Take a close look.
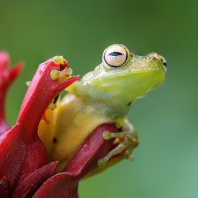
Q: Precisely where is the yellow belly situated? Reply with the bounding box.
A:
[38,94,110,171]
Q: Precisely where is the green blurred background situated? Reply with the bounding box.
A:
[0,0,197,197]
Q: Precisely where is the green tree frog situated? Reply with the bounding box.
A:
[38,44,167,171]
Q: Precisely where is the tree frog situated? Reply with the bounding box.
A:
[38,44,167,171]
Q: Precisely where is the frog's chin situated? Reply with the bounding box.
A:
[135,89,153,100]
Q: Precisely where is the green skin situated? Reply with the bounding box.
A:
[38,44,166,171]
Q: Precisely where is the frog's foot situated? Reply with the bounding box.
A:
[98,130,139,168]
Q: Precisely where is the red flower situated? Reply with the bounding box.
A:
[0,52,23,135]
[0,52,133,198]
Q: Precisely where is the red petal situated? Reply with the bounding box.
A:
[8,63,24,85]
[13,162,58,198]
[63,123,119,177]
[0,176,10,197]
[0,52,23,135]
[0,57,79,192]
[33,123,118,197]
[0,125,48,191]
[33,173,78,198]
[0,51,9,71]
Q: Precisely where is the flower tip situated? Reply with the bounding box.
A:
[67,75,80,84]
[56,75,80,91]
[72,75,80,80]
[0,51,10,70]
[9,62,24,82]
[53,56,67,66]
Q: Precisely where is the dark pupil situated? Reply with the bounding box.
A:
[108,52,123,56]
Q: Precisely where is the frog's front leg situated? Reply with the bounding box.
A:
[98,120,139,168]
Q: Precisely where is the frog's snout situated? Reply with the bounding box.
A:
[147,52,167,71]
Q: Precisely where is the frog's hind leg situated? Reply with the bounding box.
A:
[98,120,139,168]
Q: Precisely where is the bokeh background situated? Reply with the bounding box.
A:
[0,0,197,197]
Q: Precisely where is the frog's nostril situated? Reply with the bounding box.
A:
[158,55,167,68]
[146,52,167,71]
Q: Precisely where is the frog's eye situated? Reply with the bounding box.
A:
[103,44,130,68]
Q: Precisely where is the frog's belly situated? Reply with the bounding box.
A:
[51,109,108,164]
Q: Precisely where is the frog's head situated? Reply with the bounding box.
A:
[82,44,166,104]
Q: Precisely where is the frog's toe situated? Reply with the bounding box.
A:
[124,148,135,162]
[98,130,139,168]
[98,142,127,168]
